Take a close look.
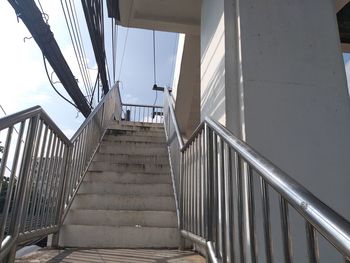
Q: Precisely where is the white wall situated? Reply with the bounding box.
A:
[200,0,225,125]
[224,0,350,261]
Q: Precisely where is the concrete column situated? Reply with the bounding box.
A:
[224,0,350,262]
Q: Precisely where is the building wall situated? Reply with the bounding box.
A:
[224,0,350,261]
[200,0,225,125]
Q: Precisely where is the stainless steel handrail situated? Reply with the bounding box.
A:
[163,88,350,262]
[0,83,122,262]
[0,106,71,145]
[204,118,350,260]
[121,103,164,123]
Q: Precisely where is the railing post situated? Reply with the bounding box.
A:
[5,115,39,262]
[179,151,186,250]
[51,145,72,247]
[241,164,257,263]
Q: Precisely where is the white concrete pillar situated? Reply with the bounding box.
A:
[223,0,350,262]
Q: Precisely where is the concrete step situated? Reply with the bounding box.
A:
[93,153,169,165]
[99,144,168,155]
[105,129,165,138]
[103,134,166,143]
[109,121,164,130]
[65,209,178,228]
[59,225,180,248]
[101,140,167,149]
[79,182,174,196]
[89,162,170,173]
[85,172,172,184]
[71,194,176,211]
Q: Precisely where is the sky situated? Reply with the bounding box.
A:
[0,0,178,138]
[0,0,350,140]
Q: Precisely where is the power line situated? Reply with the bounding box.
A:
[42,54,80,110]
[118,27,129,81]
[60,0,93,98]
[118,0,134,81]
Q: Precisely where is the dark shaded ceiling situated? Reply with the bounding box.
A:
[338,2,350,44]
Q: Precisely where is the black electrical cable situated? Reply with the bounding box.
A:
[152,30,158,105]
[43,54,80,110]
[90,71,100,106]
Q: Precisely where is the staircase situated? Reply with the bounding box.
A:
[59,121,180,248]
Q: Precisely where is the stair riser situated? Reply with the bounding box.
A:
[99,145,168,155]
[65,210,178,228]
[59,225,180,248]
[108,124,164,132]
[101,140,167,148]
[106,129,165,137]
[90,162,170,173]
[103,134,166,143]
[85,172,171,184]
[79,182,174,196]
[72,195,176,211]
[93,154,169,165]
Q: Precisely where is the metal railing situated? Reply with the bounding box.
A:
[121,103,163,123]
[163,88,350,262]
[0,84,121,262]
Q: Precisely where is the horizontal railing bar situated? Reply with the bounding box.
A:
[202,117,350,259]
[0,106,71,145]
[165,89,184,149]
[122,103,163,108]
[71,84,120,141]
[17,226,59,243]
[180,230,207,247]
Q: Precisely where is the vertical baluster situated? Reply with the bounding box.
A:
[305,221,319,263]
[43,137,61,227]
[186,149,190,231]
[35,129,54,230]
[241,162,257,263]
[200,131,205,237]
[224,143,233,263]
[25,120,44,231]
[204,123,210,240]
[40,135,58,228]
[0,126,13,187]
[6,116,39,262]
[234,153,244,262]
[190,143,194,233]
[47,141,64,226]
[133,106,136,122]
[29,123,49,231]
[20,117,42,232]
[261,177,273,263]
[212,133,218,255]
[207,125,214,242]
[0,123,24,242]
[217,137,225,260]
[193,139,198,235]
[197,134,201,236]
[0,126,13,232]
[142,106,145,123]
[280,197,293,263]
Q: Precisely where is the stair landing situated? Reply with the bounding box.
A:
[15,248,205,263]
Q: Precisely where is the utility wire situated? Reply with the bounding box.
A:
[60,0,93,98]
[153,30,157,84]
[43,54,80,110]
[153,30,158,105]
[118,27,129,81]
[118,0,134,80]
[71,0,94,93]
